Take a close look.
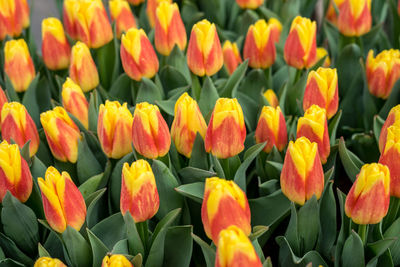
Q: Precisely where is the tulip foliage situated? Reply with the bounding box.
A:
[2,0,400,266]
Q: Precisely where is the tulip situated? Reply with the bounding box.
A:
[205,98,246,159]
[0,0,26,39]
[38,167,86,233]
[255,106,287,153]
[235,0,264,9]
[98,101,133,159]
[171,93,207,158]
[268,18,283,43]
[69,41,99,92]
[0,87,8,130]
[281,137,324,205]
[1,102,39,157]
[61,78,89,129]
[326,0,345,26]
[4,39,35,92]
[201,177,251,243]
[42,17,71,70]
[366,49,400,99]
[63,0,79,39]
[303,67,339,119]
[284,16,317,69]
[316,47,331,67]
[120,160,159,222]
[222,41,242,75]
[132,102,171,159]
[146,0,171,28]
[102,255,133,267]
[380,105,400,153]
[215,226,262,267]
[338,0,371,37]
[19,0,29,28]
[154,1,187,56]
[109,0,137,38]
[187,19,223,77]
[263,89,279,108]
[120,28,159,81]
[40,106,81,163]
[34,257,67,267]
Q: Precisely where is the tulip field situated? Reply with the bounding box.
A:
[1,0,400,266]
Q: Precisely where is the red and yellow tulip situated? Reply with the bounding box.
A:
[61,78,89,130]
[316,47,331,67]
[338,0,371,37]
[235,0,264,10]
[326,0,345,26]
[263,89,279,108]
[0,0,29,40]
[34,257,67,267]
[379,105,400,153]
[0,87,8,130]
[63,0,80,39]
[146,0,171,28]
[102,255,133,267]
[109,0,137,38]
[222,41,242,75]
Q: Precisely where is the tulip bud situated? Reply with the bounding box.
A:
[303,67,339,119]
[284,16,317,69]
[132,102,171,159]
[69,41,99,92]
[268,18,283,43]
[235,0,264,9]
[154,1,187,56]
[205,98,246,159]
[63,0,79,39]
[19,0,29,28]
[98,101,133,159]
[222,41,242,75]
[281,137,324,205]
[263,89,279,108]
[255,106,287,153]
[366,49,400,99]
[0,0,26,39]
[4,39,35,92]
[338,0,371,37]
[215,226,262,267]
[61,78,89,129]
[171,93,207,158]
[316,47,331,67]
[38,167,86,233]
[146,0,171,28]
[0,88,8,130]
[34,257,67,267]
[379,105,400,153]
[42,17,71,71]
[1,102,40,157]
[109,0,137,38]
[326,0,345,26]
[187,19,223,77]
[120,28,159,81]
[40,107,81,163]
[102,255,133,267]
[120,160,159,222]
[201,177,251,243]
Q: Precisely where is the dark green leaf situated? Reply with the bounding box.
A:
[62,227,92,267]
[192,234,215,267]
[78,173,103,199]
[77,136,103,184]
[198,76,219,118]
[188,133,209,170]
[220,60,248,97]
[338,137,363,182]
[341,231,365,267]
[328,110,342,145]
[163,226,193,267]
[123,213,145,257]
[175,182,204,204]
[91,213,126,250]
[87,229,109,267]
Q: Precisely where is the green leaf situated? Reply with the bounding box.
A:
[192,234,215,267]
[285,204,300,255]
[91,213,126,250]
[21,74,41,127]
[188,133,209,170]
[0,233,33,266]
[123,212,145,257]
[178,167,215,184]
[38,243,50,258]
[366,238,396,265]
[87,229,109,267]
[78,173,103,199]
[77,136,103,184]
[166,46,191,83]
[86,188,107,228]
[198,76,219,118]
[337,44,362,98]
[4,74,19,102]
[249,225,269,241]
[328,110,343,145]
[338,137,363,182]
[373,115,385,146]
[62,227,92,267]
[341,231,365,267]
[160,66,188,93]
[0,258,25,267]
[155,99,176,116]
[163,226,193,267]
[175,182,205,204]
[136,78,164,104]
[96,39,117,89]
[379,79,400,119]
[262,257,273,267]
[109,74,132,104]
[220,60,248,97]
[88,90,101,132]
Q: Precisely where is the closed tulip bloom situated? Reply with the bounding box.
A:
[42,17,71,70]
[235,0,264,9]
[34,257,66,267]
[146,0,171,27]
[1,102,39,157]
[222,41,242,75]
[0,0,26,39]
[171,93,207,158]
[154,1,187,56]
[0,88,8,129]
[284,16,317,69]
[38,167,86,233]
[268,18,283,43]
[63,0,79,39]
[120,160,159,222]
[187,19,223,77]
[281,137,324,205]
[345,163,390,225]
[326,0,345,26]
[98,101,133,159]
[102,255,133,267]
[379,105,400,152]
[316,47,331,67]
[61,78,89,129]
[19,0,29,28]
[132,102,171,159]
[201,177,251,243]
[263,89,279,108]
[120,28,159,81]
[4,39,35,92]
[40,107,81,163]
[205,98,246,159]
[255,106,287,153]
[366,49,400,99]
[215,226,262,267]
[69,41,99,92]
[109,0,137,38]
[338,0,371,37]
[303,67,339,119]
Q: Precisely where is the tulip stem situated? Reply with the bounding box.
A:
[358,224,367,245]
[219,158,230,179]
[136,221,148,252]
[293,69,302,85]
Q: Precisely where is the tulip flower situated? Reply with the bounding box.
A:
[187,19,223,77]
[4,39,35,92]
[120,160,159,222]
[132,102,171,159]
[34,257,67,267]
[146,0,171,28]
[42,17,71,70]
[38,167,86,233]
[326,0,345,26]
[171,93,207,158]
[380,105,400,152]
[154,1,187,56]
[205,98,246,159]
[109,0,137,38]
[255,106,287,153]
[263,89,279,108]
[281,137,324,205]
[40,107,81,163]
[345,163,390,225]
[284,16,317,69]
[0,87,8,130]
[268,18,283,43]
[69,41,99,92]
[235,0,264,9]
[120,28,159,81]
[61,78,89,129]
[63,0,79,39]
[0,0,28,39]
[303,67,339,119]
[316,47,331,67]
[1,102,40,157]
[201,177,251,243]
[102,255,133,267]
[19,0,29,28]
[222,41,242,75]
[98,101,133,159]
[366,49,400,99]
[338,0,371,37]
[215,226,262,267]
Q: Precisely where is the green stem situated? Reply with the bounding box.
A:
[136,221,148,252]
[219,157,230,179]
[293,68,302,85]
[190,73,202,101]
[264,67,273,89]
[358,224,367,245]
[384,197,400,230]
